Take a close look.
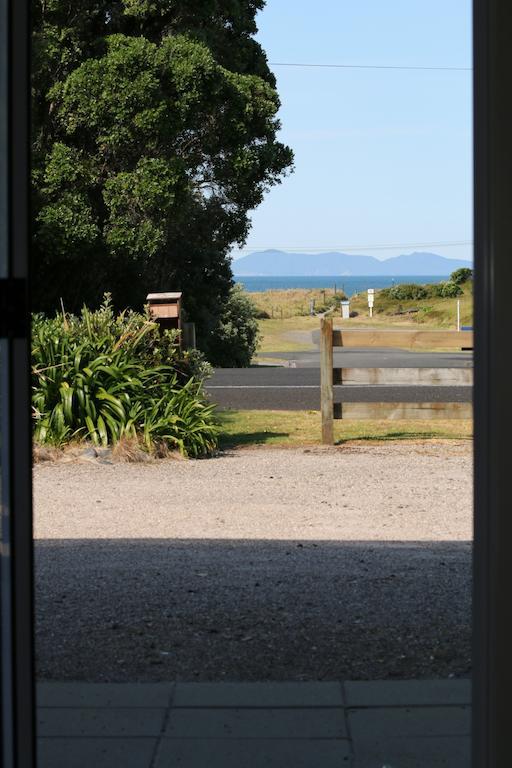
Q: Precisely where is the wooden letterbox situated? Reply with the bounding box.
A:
[146,292,182,333]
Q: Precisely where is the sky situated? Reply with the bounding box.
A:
[231,0,473,264]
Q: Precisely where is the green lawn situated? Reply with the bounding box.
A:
[217,409,473,449]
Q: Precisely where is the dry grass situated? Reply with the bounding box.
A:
[32,437,186,464]
[250,286,345,319]
[33,443,65,463]
[110,437,152,462]
[252,282,474,355]
[249,282,473,328]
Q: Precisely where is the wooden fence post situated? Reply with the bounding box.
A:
[320,317,334,444]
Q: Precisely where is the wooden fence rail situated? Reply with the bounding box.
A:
[320,318,473,444]
[332,328,473,350]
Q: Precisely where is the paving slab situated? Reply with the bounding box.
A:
[351,735,470,768]
[154,738,351,768]
[348,706,470,740]
[173,681,344,707]
[344,679,471,707]
[165,707,347,739]
[37,681,173,708]
[38,707,166,737]
[35,681,473,768]
[37,737,157,768]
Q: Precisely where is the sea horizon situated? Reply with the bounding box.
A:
[236,275,448,296]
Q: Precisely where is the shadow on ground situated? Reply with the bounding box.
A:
[35,539,471,683]
[218,430,291,448]
[335,431,456,444]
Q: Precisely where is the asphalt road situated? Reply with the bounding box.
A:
[262,348,474,368]
[206,351,473,410]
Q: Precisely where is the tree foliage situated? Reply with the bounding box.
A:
[450,267,473,285]
[32,1,293,358]
[206,284,260,367]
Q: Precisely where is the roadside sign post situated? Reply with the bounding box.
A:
[367,288,375,318]
[341,300,350,320]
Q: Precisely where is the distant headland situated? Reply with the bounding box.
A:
[232,250,473,277]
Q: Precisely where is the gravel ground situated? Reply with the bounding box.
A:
[34,442,472,682]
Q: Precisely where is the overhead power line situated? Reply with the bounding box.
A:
[269,62,472,72]
[234,240,473,254]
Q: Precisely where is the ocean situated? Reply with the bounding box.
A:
[236,275,447,296]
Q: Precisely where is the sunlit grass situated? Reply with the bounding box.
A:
[256,317,319,354]
[217,409,473,449]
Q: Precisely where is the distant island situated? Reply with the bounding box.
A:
[232,250,473,277]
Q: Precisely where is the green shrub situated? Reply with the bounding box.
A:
[206,284,261,367]
[450,267,473,285]
[425,283,443,298]
[388,283,428,301]
[416,281,462,299]
[254,308,271,319]
[437,281,463,298]
[323,292,347,311]
[32,295,218,456]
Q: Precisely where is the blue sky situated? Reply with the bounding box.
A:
[231,0,473,264]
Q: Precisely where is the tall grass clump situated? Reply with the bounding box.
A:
[32,295,218,457]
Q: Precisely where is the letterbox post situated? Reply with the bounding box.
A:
[146,292,183,345]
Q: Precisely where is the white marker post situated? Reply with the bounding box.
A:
[367,288,375,318]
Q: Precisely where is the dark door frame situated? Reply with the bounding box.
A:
[1,0,511,765]
[472,1,512,765]
[1,0,35,767]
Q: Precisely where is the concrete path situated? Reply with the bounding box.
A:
[37,680,470,767]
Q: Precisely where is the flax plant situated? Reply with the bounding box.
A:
[32,295,217,457]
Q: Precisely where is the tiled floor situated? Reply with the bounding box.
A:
[37,680,471,767]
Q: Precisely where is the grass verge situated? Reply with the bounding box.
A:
[217,409,473,449]
[256,316,318,355]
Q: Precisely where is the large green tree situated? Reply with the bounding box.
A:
[31,1,293,353]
